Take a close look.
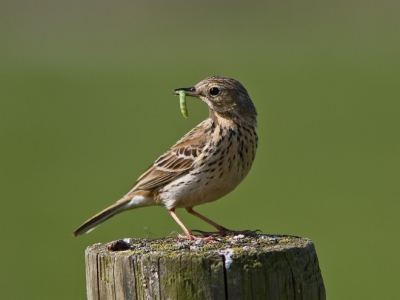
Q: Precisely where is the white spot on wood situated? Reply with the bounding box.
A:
[219,249,234,269]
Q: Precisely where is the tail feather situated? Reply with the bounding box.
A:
[72,195,132,236]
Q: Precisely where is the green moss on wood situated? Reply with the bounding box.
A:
[85,235,326,300]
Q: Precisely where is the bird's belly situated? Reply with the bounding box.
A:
[157,124,257,210]
[157,163,250,210]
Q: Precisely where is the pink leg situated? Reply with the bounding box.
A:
[168,209,195,239]
[186,207,229,232]
[186,207,259,237]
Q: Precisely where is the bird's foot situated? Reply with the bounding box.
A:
[191,229,262,238]
[172,231,216,242]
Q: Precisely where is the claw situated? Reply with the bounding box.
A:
[171,231,216,241]
[191,229,261,238]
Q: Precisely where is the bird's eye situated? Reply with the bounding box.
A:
[209,87,220,96]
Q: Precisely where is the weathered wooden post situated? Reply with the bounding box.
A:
[85,235,325,300]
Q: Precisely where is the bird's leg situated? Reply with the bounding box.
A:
[168,209,197,240]
[186,207,260,237]
[186,207,229,233]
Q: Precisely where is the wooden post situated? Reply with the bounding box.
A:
[85,235,325,300]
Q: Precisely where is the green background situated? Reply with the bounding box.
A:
[1,1,399,299]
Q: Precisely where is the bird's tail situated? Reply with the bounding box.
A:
[72,194,141,236]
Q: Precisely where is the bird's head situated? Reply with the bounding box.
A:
[174,76,257,127]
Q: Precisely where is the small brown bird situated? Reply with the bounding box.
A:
[73,76,258,239]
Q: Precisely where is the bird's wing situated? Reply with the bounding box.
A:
[126,120,211,194]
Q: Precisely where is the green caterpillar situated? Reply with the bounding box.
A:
[178,90,189,118]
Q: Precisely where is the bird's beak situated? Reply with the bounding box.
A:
[173,86,198,97]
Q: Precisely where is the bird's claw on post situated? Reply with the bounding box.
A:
[191,229,262,238]
[171,231,216,242]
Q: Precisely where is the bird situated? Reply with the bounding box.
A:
[72,76,258,240]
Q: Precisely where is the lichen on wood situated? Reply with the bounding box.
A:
[85,235,326,300]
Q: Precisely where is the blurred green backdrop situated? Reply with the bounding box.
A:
[1,1,399,299]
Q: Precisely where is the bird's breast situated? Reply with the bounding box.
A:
[158,123,258,209]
